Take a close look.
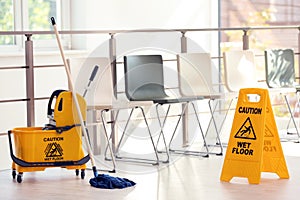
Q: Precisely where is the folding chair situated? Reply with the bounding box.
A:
[67,57,117,172]
[223,50,258,93]
[222,50,259,144]
[264,48,300,142]
[123,55,210,159]
[177,53,224,155]
[68,57,154,168]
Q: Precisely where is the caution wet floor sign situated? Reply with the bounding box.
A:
[220,88,289,184]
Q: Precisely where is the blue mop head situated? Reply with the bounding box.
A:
[89,174,136,189]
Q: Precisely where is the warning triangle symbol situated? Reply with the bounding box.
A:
[264,126,274,137]
[234,117,256,140]
[45,143,63,157]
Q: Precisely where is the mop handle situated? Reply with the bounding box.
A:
[51,17,75,92]
[83,65,99,98]
[51,17,98,176]
[89,65,99,82]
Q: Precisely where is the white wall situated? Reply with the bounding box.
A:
[70,0,219,52]
[72,0,215,29]
[0,0,219,170]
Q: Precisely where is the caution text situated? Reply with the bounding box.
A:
[43,137,64,142]
[238,107,262,115]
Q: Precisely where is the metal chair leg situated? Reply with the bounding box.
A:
[155,104,171,163]
[100,109,117,172]
[166,103,188,151]
[286,92,300,133]
[103,110,120,160]
[159,102,210,157]
[190,102,209,157]
[113,107,160,165]
[283,93,300,142]
[114,108,135,156]
[211,97,235,147]
[155,103,189,156]
[206,99,224,155]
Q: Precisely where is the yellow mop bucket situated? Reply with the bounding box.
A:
[8,90,90,183]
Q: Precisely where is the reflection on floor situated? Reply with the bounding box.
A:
[0,141,300,200]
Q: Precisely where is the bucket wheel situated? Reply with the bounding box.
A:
[75,169,85,179]
[12,169,16,179]
[81,169,85,179]
[17,173,23,183]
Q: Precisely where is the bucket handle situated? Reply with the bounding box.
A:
[7,130,90,168]
[47,89,66,118]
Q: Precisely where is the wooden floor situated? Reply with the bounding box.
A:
[1,141,300,200]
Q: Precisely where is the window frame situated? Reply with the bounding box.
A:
[0,0,70,52]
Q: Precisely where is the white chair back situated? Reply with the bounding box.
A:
[67,57,114,106]
[177,53,213,96]
[223,50,257,92]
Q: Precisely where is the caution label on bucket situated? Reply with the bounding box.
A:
[220,88,289,184]
[44,142,64,161]
[43,137,64,142]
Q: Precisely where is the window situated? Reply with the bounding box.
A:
[0,0,14,45]
[0,0,69,50]
[29,0,58,40]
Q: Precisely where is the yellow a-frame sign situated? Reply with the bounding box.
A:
[220,88,289,184]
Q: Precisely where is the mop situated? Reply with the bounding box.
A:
[51,17,135,189]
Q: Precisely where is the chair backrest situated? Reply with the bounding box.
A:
[223,50,257,92]
[67,57,114,106]
[264,48,295,88]
[177,53,213,96]
[123,55,168,101]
